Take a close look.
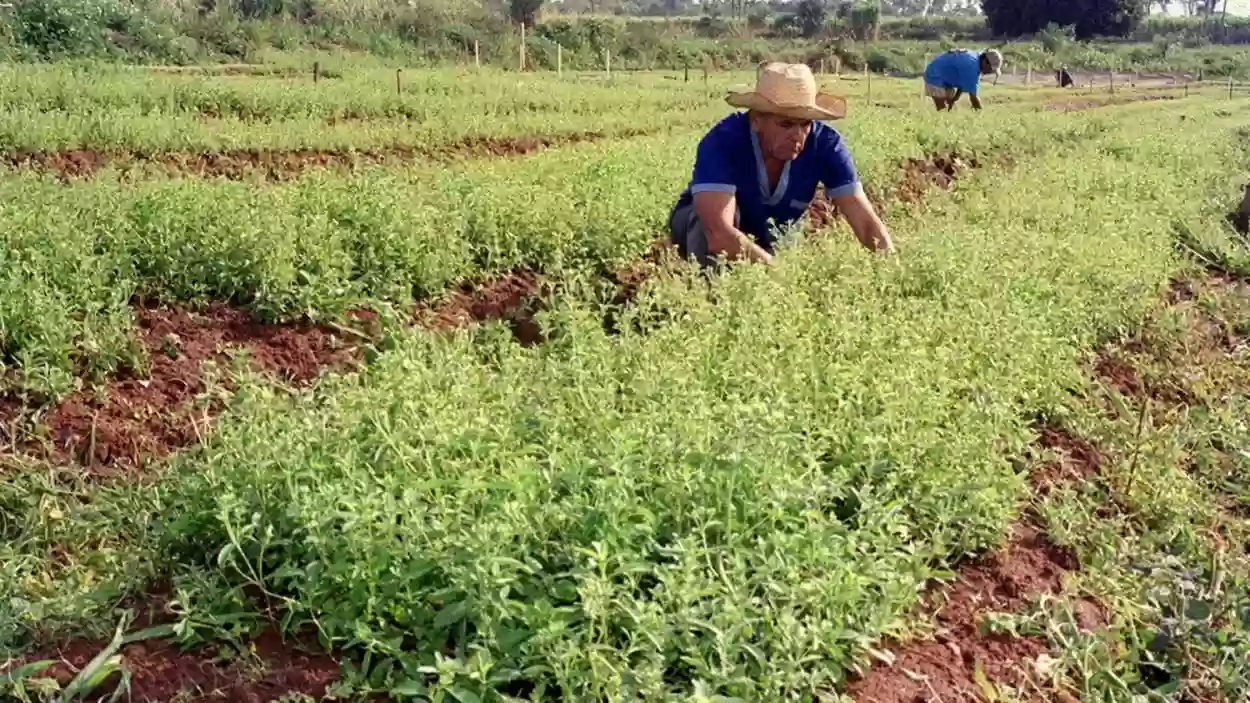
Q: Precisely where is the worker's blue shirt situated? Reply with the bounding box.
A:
[673,111,861,251]
[924,49,983,95]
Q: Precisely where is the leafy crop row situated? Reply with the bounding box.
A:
[0,101,1106,398]
[120,101,1249,700]
[0,66,1157,153]
[0,66,729,121]
[0,66,740,152]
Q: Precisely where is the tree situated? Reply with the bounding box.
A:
[980,0,1147,39]
[510,0,543,26]
[795,0,826,37]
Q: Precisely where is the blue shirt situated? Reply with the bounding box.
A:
[674,111,861,251]
[924,49,983,94]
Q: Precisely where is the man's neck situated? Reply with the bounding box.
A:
[762,155,786,189]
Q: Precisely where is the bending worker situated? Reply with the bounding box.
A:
[923,48,1003,111]
[669,62,895,267]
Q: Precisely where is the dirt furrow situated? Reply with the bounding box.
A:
[0,304,368,476]
[843,422,1106,703]
[1,129,653,182]
[414,270,548,346]
[9,590,344,703]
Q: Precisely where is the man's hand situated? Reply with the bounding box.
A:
[830,189,895,255]
[693,191,774,264]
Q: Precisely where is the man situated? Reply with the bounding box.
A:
[669,62,895,268]
[923,48,1003,111]
[1057,64,1074,89]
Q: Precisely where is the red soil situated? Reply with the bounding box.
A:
[894,152,982,205]
[602,238,674,335]
[415,271,547,346]
[842,417,1112,703]
[17,590,342,703]
[809,151,983,230]
[843,525,1085,703]
[2,129,649,182]
[0,303,364,475]
[1031,422,1107,494]
[28,631,341,703]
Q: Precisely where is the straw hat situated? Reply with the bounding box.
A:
[726,62,847,121]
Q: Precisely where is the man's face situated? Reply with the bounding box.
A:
[751,112,812,162]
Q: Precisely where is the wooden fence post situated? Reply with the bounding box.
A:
[313,61,319,84]
[396,68,401,95]
[519,24,526,71]
[606,48,611,79]
[1109,69,1115,94]
[474,40,480,68]
[1231,74,1236,99]
[557,43,562,77]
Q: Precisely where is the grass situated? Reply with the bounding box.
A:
[0,63,1230,153]
[1,65,1247,701]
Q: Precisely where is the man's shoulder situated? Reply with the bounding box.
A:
[932,49,977,66]
[700,111,749,145]
[810,120,846,150]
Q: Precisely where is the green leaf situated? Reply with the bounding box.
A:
[449,686,482,703]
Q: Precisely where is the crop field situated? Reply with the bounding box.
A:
[0,61,1249,703]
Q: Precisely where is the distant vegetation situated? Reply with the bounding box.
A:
[1,0,1250,76]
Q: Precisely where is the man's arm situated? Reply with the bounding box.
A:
[693,191,774,264]
[816,131,894,254]
[831,189,895,254]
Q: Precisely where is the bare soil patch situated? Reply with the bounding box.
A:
[1090,275,1250,412]
[0,303,365,475]
[15,591,344,703]
[28,629,342,703]
[2,129,650,182]
[809,150,985,230]
[894,152,982,205]
[843,412,1110,703]
[1032,421,1107,494]
[415,270,547,346]
[601,239,678,336]
[843,524,1083,703]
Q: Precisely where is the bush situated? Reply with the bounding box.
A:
[8,0,127,58]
